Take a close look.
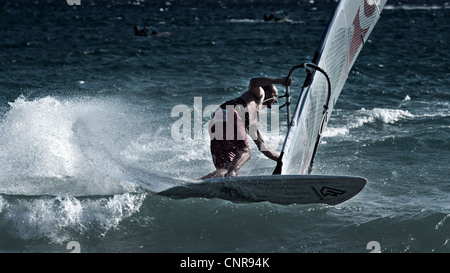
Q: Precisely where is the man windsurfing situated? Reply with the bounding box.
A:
[200,76,292,179]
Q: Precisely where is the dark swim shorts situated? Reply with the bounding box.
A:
[210,109,249,169]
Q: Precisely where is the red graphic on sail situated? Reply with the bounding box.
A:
[348,1,376,65]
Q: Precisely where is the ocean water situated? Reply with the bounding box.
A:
[0,0,449,254]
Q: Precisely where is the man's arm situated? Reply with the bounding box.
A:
[252,128,279,161]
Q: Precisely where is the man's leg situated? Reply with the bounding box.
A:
[199,110,250,180]
[198,139,231,180]
[198,148,250,179]
[198,147,250,180]
[198,168,228,180]
[224,147,251,177]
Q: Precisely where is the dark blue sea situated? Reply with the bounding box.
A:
[0,0,448,254]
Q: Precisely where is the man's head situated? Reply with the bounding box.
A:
[262,84,278,109]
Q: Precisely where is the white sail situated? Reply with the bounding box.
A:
[276,0,387,175]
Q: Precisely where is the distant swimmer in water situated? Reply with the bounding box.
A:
[134,25,170,37]
[134,25,148,36]
[263,12,288,22]
[263,12,276,21]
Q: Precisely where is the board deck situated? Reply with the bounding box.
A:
[158,175,366,205]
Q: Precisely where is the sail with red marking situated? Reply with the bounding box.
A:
[276,0,387,175]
